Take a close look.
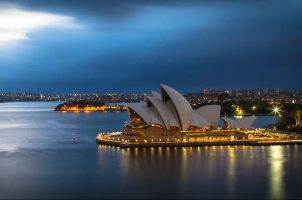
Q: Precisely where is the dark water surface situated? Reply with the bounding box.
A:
[0,102,301,199]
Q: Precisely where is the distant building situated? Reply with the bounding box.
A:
[203,88,209,95]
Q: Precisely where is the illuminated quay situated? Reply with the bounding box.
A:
[54,101,127,112]
[96,84,302,148]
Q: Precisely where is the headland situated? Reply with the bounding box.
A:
[54,100,127,112]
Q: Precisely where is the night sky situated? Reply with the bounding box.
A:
[0,0,301,93]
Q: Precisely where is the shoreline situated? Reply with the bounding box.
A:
[53,109,126,112]
[96,136,302,148]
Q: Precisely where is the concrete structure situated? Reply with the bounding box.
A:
[127,84,255,132]
[96,84,302,148]
[223,116,256,131]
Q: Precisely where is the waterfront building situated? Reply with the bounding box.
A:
[127,84,254,131]
[223,116,256,131]
[114,84,255,143]
[96,84,302,147]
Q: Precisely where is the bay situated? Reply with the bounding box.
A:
[0,102,301,199]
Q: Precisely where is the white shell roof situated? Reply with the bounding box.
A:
[127,101,164,126]
[147,96,180,129]
[223,116,255,130]
[127,84,255,131]
[195,105,221,128]
[160,84,193,130]
[151,90,162,99]
[127,102,151,124]
[237,116,256,130]
[150,107,164,126]
[223,118,236,129]
[192,112,211,127]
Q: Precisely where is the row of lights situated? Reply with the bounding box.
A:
[232,105,283,116]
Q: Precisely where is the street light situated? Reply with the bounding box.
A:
[235,106,243,116]
[271,105,281,127]
[272,106,280,115]
[252,105,256,111]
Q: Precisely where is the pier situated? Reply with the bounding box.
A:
[96,132,302,148]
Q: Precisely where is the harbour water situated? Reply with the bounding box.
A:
[0,102,301,199]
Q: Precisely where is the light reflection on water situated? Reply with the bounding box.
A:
[268,146,285,199]
[97,145,302,199]
[227,146,236,198]
[0,102,302,199]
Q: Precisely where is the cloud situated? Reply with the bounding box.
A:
[0,0,301,92]
[0,7,80,43]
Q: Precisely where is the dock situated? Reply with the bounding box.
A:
[96,134,302,148]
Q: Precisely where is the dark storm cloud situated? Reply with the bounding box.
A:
[2,0,194,19]
[1,0,270,21]
[0,0,301,93]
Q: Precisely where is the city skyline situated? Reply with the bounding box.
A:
[0,0,301,93]
[1,87,301,94]
[1,87,301,105]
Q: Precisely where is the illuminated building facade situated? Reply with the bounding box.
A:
[126,84,255,136]
[96,84,302,147]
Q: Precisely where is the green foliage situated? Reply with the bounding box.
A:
[194,101,302,118]
[55,100,105,110]
[276,116,296,130]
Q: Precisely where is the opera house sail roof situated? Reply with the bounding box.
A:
[127,84,255,131]
[223,116,256,131]
[96,84,302,148]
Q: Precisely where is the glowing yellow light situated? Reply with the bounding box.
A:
[272,105,281,115]
[235,106,243,116]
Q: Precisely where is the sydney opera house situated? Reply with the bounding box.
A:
[96,84,302,147]
[126,84,255,133]
[95,84,270,147]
